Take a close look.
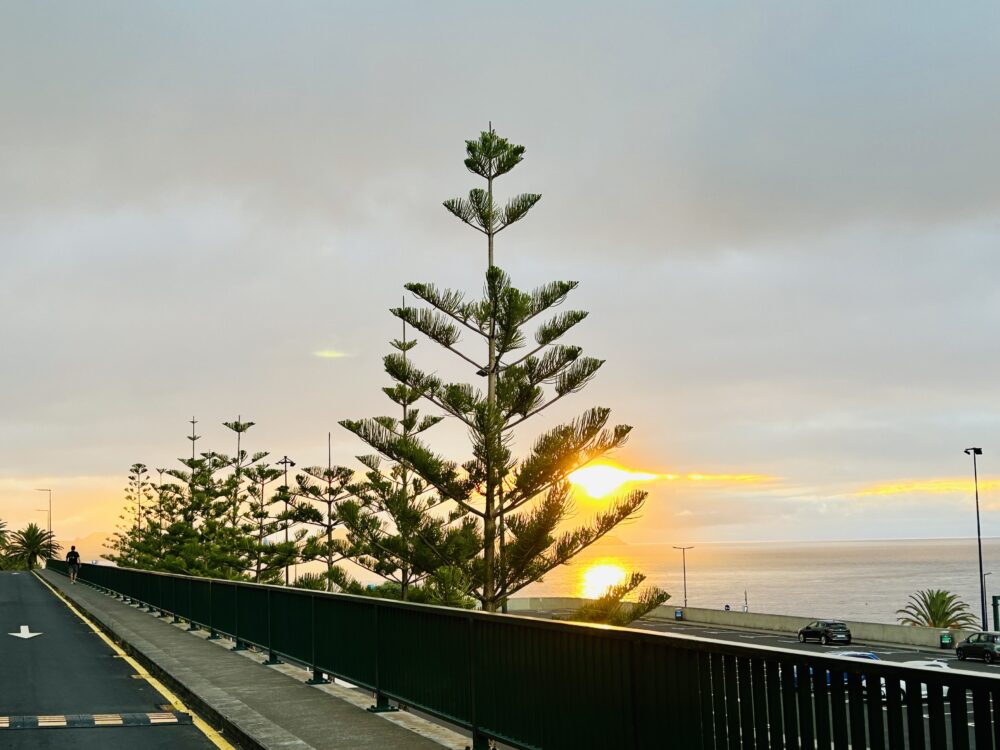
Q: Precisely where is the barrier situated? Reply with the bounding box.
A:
[46,560,1000,750]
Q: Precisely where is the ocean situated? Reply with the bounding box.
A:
[518,537,1000,625]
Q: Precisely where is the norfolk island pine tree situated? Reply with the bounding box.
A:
[337,309,465,602]
[341,128,648,612]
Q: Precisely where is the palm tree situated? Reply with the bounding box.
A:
[0,518,7,549]
[896,589,979,629]
[6,523,61,570]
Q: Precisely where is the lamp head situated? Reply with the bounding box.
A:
[965,448,983,456]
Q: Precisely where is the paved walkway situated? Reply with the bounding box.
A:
[0,571,216,749]
[37,569,464,750]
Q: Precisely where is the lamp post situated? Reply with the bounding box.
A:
[965,448,987,630]
[278,456,296,586]
[984,572,992,627]
[35,489,52,557]
[673,545,694,608]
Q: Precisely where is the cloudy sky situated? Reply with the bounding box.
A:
[2,2,999,551]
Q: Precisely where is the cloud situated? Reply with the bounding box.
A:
[1,2,999,547]
[855,478,1000,497]
[680,473,779,484]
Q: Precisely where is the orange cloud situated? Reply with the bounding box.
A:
[568,463,780,499]
[855,478,1000,497]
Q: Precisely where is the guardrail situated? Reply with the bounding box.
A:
[47,560,1000,750]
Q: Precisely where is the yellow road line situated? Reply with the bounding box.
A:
[32,572,235,750]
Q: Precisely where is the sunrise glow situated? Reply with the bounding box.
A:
[856,478,1000,496]
[580,563,627,599]
[685,473,775,483]
[568,465,658,499]
[568,465,777,499]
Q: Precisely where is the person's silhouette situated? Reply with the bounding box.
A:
[66,545,81,583]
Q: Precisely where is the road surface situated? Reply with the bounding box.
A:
[0,571,220,749]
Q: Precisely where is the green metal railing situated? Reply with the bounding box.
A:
[47,560,1000,749]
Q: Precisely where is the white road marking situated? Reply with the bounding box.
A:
[7,625,42,639]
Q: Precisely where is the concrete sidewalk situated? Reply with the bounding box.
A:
[38,570,465,750]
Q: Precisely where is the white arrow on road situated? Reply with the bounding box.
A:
[7,625,42,639]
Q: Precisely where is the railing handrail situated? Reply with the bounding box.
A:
[64,562,1000,683]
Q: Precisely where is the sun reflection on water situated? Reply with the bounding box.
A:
[579,561,627,598]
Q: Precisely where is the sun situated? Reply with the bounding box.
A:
[568,464,658,499]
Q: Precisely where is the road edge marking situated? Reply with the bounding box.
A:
[32,571,236,750]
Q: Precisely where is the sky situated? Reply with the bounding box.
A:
[1,1,999,553]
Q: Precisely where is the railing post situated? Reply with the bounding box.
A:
[171,577,182,623]
[367,602,397,713]
[306,593,329,684]
[231,583,246,651]
[466,613,488,750]
[265,588,281,664]
[187,579,199,631]
[207,579,220,640]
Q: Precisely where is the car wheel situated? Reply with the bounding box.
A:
[985,651,995,665]
[957,649,966,661]
[821,634,830,646]
[798,633,806,643]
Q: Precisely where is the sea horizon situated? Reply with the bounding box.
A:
[520,536,1000,626]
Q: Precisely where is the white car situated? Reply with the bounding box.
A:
[899,660,952,699]
[858,660,952,703]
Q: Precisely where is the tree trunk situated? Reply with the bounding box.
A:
[482,172,497,612]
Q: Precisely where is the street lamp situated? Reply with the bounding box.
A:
[965,448,987,630]
[278,456,296,586]
[673,545,694,608]
[35,489,52,557]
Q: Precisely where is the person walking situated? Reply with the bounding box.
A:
[66,545,81,583]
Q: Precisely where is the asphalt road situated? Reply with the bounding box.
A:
[0,571,216,749]
[526,607,1000,674]
[632,615,1000,675]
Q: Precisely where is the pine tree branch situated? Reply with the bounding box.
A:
[496,193,542,231]
[443,198,488,234]
[392,306,462,348]
[404,283,487,339]
[421,391,478,430]
[506,390,571,429]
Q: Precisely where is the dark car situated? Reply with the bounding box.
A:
[956,631,1000,664]
[798,620,852,646]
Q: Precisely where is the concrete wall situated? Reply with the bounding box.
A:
[507,597,976,650]
[506,597,584,612]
